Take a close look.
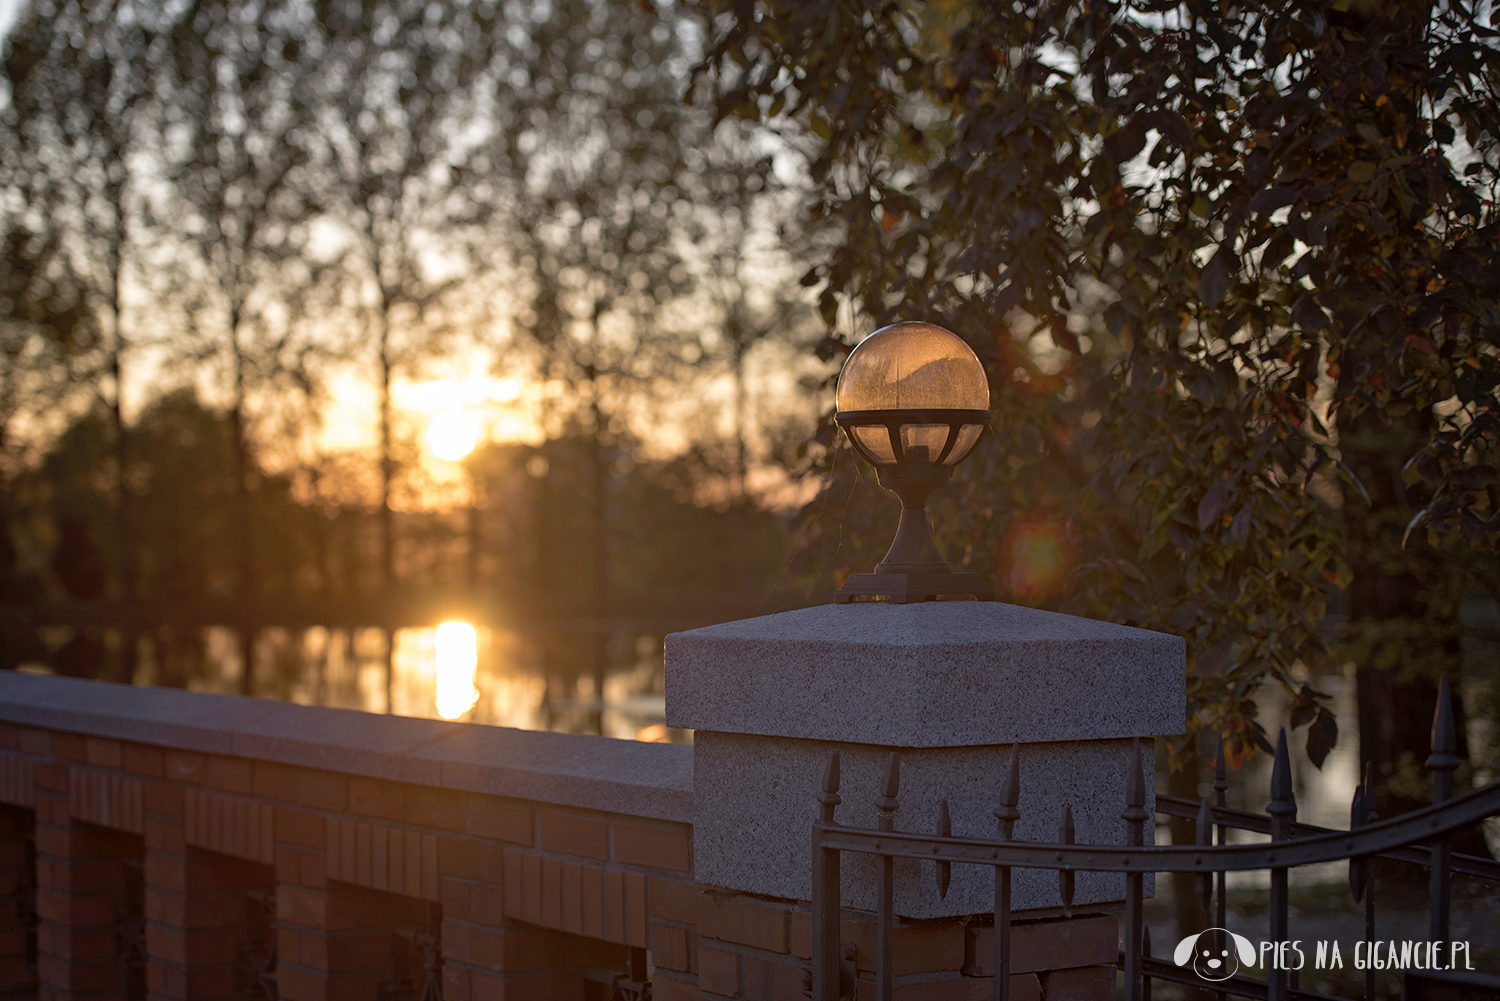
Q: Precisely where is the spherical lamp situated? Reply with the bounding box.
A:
[833,321,994,602]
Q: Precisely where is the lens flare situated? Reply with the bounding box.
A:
[1003,519,1072,600]
[427,411,480,461]
[434,621,480,719]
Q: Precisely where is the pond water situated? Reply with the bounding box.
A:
[148,622,683,744]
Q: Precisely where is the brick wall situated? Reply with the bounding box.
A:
[0,673,1116,1001]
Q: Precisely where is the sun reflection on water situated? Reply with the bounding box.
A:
[434,621,481,719]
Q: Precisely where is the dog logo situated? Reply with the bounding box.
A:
[1174,928,1257,981]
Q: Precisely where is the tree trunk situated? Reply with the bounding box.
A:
[230,303,258,697]
[586,314,610,735]
[109,264,138,684]
[377,301,396,713]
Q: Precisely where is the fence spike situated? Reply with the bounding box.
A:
[1000,744,1021,807]
[818,751,842,823]
[1127,738,1145,807]
[995,744,1021,836]
[993,746,1018,1001]
[1348,780,1368,903]
[1428,674,1459,778]
[1267,727,1294,1001]
[1122,738,1149,827]
[1361,761,1377,1001]
[1428,675,1457,947]
[1213,732,1228,938]
[1213,734,1227,796]
[935,799,951,900]
[876,752,900,831]
[1268,727,1296,824]
[1058,804,1075,917]
[1196,798,1213,912]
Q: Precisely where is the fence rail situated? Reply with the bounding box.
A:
[809,676,1500,1001]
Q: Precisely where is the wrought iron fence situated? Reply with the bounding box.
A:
[809,677,1500,1001]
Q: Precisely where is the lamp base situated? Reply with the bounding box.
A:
[834,572,994,604]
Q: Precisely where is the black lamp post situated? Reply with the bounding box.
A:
[833,321,994,603]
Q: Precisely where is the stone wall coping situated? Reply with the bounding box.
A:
[666,601,1186,746]
[0,672,693,823]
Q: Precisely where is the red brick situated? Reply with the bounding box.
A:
[650,973,700,1001]
[442,964,471,1001]
[35,762,66,792]
[613,820,690,871]
[205,756,250,794]
[182,966,240,999]
[1041,965,1114,1001]
[561,862,583,934]
[143,781,184,819]
[790,910,811,959]
[406,786,464,831]
[50,734,85,763]
[298,848,328,888]
[650,922,692,972]
[474,882,504,930]
[275,808,325,849]
[522,854,542,926]
[698,893,789,953]
[744,954,808,999]
[275,884,327,929]
[253,762,298,802]
[963,915,1117,977]
[469,795,531,845]
[625,871,647,947]
[144,816,185,854]
[699,944,741,998]
[37,888,116,925]
[471,969,581,1001]
[145,852,186,892]
[163,750,206,785]
[440,878,471,922]
[83,737,122,769]
[274,963,322,1001]
[439,838,503,883]
[442,919,474,964]
[581,860,604,939]
[297,771,347,812]
[276,925,301,965]
[324,929,394,969]
[18,728,49,757]
[852,973,1041,1001]
[122,743,163,777]
[538,810,607,860]
[348,776,404,822]
[649,877,698,925]
[845,918,964,976]
[541,857,562,928]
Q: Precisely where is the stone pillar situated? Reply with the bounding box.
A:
[666,601,1184,997]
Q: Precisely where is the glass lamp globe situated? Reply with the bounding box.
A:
[833,321,994,603]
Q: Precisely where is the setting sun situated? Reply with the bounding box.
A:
[434,621,480,719]
[427,411,481,461]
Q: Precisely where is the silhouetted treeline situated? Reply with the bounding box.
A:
[0,0,827,689]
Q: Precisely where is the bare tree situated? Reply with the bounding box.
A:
[162,0,332,694]
[307,0,506,707]
[498,0,716,720]
[3,0,173,675]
